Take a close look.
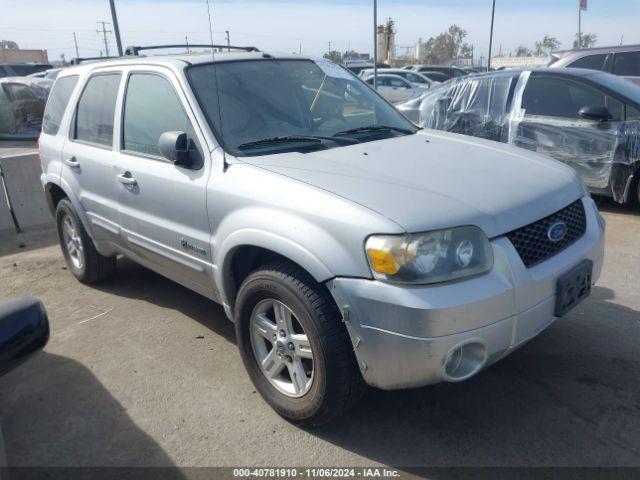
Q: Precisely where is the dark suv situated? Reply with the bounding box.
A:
[405,64,469,80]
[0,63,52,78]
[549,45,640,86]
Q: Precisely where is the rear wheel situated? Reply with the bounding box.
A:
[234,261,365,425]
[56,199,116,283]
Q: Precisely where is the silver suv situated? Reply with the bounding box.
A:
[39,48,605,425]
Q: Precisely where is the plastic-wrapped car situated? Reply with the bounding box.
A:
[0,77,49,139]
[398,68,640,207]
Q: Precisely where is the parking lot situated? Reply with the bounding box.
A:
[0,199,638,470]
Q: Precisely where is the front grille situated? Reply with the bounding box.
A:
[506,200,587,268]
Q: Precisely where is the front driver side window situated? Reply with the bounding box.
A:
[522,76,608,119]
[123,73,196,157]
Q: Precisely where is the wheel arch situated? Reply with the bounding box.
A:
[217,231,336,317]
[42,176,97,242]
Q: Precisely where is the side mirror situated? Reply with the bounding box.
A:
[578,105,613,122]
[158,131,190,166]
[0,297,49,378]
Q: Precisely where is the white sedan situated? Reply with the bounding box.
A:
[365,74,429,104]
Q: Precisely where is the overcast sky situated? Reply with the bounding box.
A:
[2,0,638,61]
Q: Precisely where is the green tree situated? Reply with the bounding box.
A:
[459,43,473,59]
[0,40,19,49]
[421,24,469,63]
[534,35,561,56]
[514,45,531,57]
[323,51,343,64]
[574,32,597,48]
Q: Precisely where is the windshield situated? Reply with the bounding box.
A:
[187,59,417,156]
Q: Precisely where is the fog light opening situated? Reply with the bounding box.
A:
[442,339,488,382]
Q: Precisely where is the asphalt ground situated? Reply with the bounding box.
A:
[0,199,638,476]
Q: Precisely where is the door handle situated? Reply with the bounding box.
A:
[117,172,137,186]
[63,156,79,168]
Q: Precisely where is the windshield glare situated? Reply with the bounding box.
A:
[187,59,417,156]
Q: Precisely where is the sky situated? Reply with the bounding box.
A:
[2,0,639,62]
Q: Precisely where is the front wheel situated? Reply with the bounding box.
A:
[234,261,365,426]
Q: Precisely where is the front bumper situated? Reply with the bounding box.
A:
[327,197,605,390]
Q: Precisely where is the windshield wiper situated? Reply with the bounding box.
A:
[332,124,417,138]
[237,135,358,152]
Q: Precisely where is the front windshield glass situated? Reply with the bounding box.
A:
[187,59,417,156]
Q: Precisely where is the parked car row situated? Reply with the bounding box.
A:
[397,67,640,208]
[0,76,49,139]
[0,62,51,78]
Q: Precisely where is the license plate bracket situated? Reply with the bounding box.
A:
[554,259,593,317]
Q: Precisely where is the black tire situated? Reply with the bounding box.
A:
[234,261,365,426]
[55,199,116,284]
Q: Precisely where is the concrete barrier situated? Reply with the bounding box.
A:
[0,153,52,231]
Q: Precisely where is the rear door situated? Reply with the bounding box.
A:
[61,70,123,244]
[115,67,215,297]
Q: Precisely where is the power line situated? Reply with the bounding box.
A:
[96,21,112,57]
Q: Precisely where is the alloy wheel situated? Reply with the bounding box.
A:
[249,299,314,398]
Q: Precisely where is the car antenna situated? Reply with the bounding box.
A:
[205,0,229,171]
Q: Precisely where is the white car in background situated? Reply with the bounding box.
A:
[360,68,439,89]
[364,74,429,103]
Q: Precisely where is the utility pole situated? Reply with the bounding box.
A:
[73,32,80,59]
[108,0,123,56]
[185,36,190,53]
[487,0,496,71]
[373,0,378,90]
[578,7,581,48]
[225,30,230,51]
[96,21,112,57]
[578,0,588,48]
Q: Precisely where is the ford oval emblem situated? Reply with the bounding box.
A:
[547,221,568,242]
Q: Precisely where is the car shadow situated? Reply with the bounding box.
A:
[93,257,236,345]
[0,352,185,476]
[595,196,639,217]
[307,285,640,472]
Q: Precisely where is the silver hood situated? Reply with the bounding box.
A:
[239,130,585,238]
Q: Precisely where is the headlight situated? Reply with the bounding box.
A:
[365,226,494,285]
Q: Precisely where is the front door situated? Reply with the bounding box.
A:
[115,68,215,298]
[513,73,623,195]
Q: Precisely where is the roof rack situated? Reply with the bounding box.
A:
[69,56,121,65]
[124,44,260,56]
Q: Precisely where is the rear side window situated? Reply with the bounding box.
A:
[122,73,195,157]
[613,51,640,76]
[74,73,121,146]
[568,54,607,71]
[43,75,78,135]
